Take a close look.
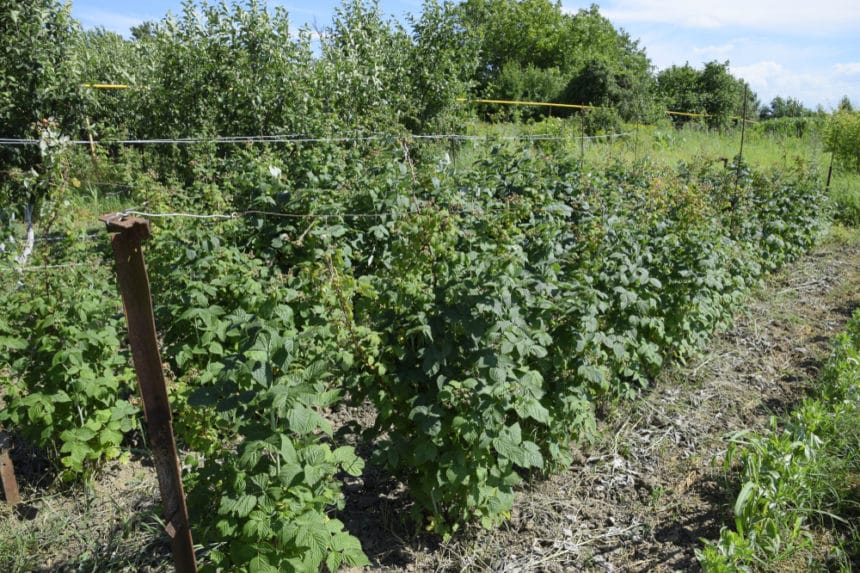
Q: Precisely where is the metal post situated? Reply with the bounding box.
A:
[826,152,835,193]
[99,213,197,573]
[0,431,20,506]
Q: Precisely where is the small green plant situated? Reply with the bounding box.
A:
[0,257,138,479]
[698,309,860,571]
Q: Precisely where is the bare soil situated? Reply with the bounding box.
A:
[2,226,859,572]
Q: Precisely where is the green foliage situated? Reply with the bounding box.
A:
[458,0,566,80]
[751,116,823,139]
[320,0,413,131]
[699,309,860,571]
[459,0,657,122]
[698,61,742,128]
[71,28,148,139]
[0,234,137,479]
[489,62,566,120]
[0,0,84,169]
[657,63,704,118]
[830,174,860,226]
[658,61,754,128]
[759,95,812,120]
[0,0,834,567]
[140,217,375,571]
[405,0,479,132]
[825,110,860,172]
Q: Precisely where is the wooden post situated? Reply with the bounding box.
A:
[736,85,748,185]
[0,431,20,506]
[85,117,98,167]
[99,213,197,573]
[579,111,585,162]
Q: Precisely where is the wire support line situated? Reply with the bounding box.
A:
[34,232,103,243]
[108,199,584,226]
[0,131,633,147]
[0,262,97,272]
[0,134,388,146]
[111,208,417,223]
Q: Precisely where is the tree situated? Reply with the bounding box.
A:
[825,109,860,171]
[320,0,412,131]
[838,95,854,112]
[0,0,83,164]
[458,0,565,85]
[760,95,810,119]
[657,63,704,124]
[656,61,757,128]
[697,61,740,129]
[458,1,657,122]
[405,0,479,132]
[72,28,148,138]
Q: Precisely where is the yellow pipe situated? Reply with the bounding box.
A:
[458,97,756,123]
[82,83,131,89]
[456,97,595,110]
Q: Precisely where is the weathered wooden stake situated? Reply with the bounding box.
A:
[0,431,20,506]
[100,213,197,573]
[736,85,749,185]
[85,117,98,167]
[579,111,585,162]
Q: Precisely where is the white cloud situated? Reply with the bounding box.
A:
[731,61,789,91]
[593,0,860,33]
[834,63,860,75]
[729,60,859,109]
[692,43,736,59]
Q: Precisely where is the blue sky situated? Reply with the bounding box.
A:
[72,0,860,110]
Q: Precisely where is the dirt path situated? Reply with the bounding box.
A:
[358,227,860,572]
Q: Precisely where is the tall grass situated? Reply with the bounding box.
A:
[830,171,860,227]
[460,117,828,170]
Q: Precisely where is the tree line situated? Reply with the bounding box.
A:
[0,0,852,170]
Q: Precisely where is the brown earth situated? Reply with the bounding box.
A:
[2,226,859,572]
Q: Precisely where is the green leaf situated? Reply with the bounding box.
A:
[330,531,363,553]
[492,424,543,468]
[489,367,506,384]
[287,406,332,436]
[514,397,550,425]
[332,446,365,476]
[735,481,757,518]
[222,494,257,518]
[326,552,343,572]
[0,336,27,350]
[294,516,329,567]
[98,428,123,447]
[248,554,279,573]
[414,441,437,465]
[280,434,298,463]
[519,440,544,469]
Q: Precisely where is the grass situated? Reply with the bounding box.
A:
[830,170,860,226]
[460,117,830,172]
[0,464,170,572]
[698,308,860,571]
